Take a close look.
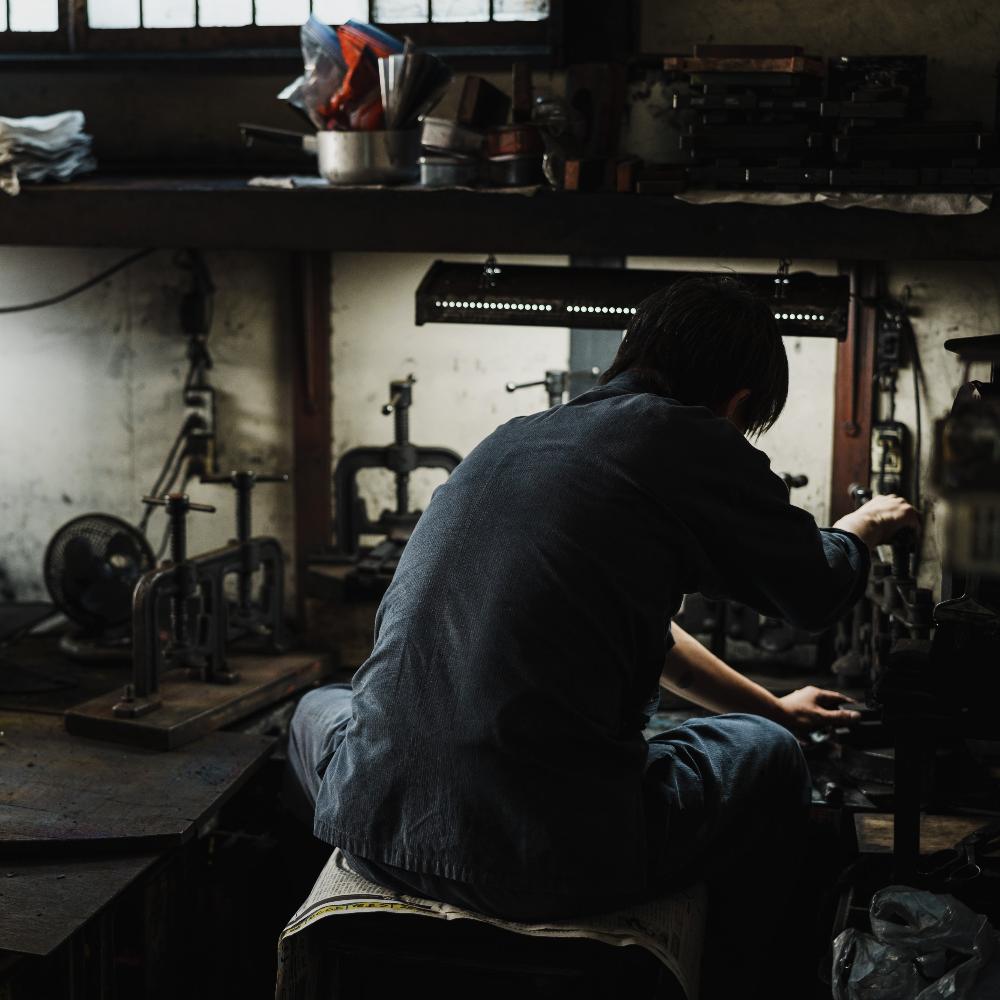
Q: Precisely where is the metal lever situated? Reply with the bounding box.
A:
[383,374,416,416]
[505,367,601,408]
[780,473,809,490]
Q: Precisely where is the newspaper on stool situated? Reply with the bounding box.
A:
[277,848,706,999]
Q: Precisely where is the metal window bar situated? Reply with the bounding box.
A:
[0,0,551,53]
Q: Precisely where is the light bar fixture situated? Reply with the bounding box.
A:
[416,260,850,339]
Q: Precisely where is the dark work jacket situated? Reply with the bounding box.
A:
[313,371,869,895]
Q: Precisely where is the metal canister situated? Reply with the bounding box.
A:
[486,154,544,187]
[420,117,485,157]
[419,155,482,187]
[315,129,421,185]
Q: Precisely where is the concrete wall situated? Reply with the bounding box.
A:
[0,248,295,602]
[329,252,570,525]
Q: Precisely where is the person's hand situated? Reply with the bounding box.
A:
[778,686,861,735]
[833,494,921,550]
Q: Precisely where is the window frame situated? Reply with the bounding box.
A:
[0,0,561,59]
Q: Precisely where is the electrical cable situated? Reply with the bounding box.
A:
[0,248,155,314]
[137,415,195,533]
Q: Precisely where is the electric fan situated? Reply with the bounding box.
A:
[43,513,155,661]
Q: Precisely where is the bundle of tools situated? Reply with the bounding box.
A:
[668,45,828,190]
[280,17,451,132]
[419,67,545,188]
[665,46,1000,192]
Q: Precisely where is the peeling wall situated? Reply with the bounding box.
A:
[0,249,295,603]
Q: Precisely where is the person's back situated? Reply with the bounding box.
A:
[288,274,919,995]
[318,378,737,894]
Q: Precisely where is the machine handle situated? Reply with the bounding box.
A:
[142,493,216,513]
[383,374,416,415]
[201,471,289,486]
[505,379,546,393]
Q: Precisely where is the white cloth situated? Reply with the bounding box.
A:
[276,848,707,1000]
[0,111,96,195]
[676,189,992,215]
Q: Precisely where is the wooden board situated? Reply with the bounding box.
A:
[0,852,159,956]
[855,813,1000,855]
[0,712,273,852]
[2,177,1000,262]
[64,652,329,750]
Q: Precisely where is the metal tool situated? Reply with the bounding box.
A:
[240,124,420,185]
[106,480,286,720]
[419,117,485,157]
[505,367,601,408]
[325,376,461,599]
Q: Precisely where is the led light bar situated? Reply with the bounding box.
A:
[416,261,850,339]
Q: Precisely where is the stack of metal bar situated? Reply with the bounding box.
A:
[822,56,1000,191]
[668,44,828,190]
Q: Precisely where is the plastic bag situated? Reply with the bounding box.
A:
[279,17,405,131]
[832,886,1000,1000]
[279,16,346,130]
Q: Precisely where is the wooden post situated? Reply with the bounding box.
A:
[830,263,879,523]
[289,252,332,625]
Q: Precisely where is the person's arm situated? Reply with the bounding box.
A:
[832,494,921,550]
[664,416,919,632]
[661,622,861,734]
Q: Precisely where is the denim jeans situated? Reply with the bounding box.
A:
[286,683,812,997]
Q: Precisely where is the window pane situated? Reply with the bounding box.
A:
[9,0,59,30]
[198,0,252,25]
[89,0,141,28]
[432,0,488,22]
[312,0,368,22]
[143,0,195,27]
[254,0,310,24]
[372,1,428,22]
[493,0,548,20]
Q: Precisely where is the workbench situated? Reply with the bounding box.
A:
[0,636,331,998]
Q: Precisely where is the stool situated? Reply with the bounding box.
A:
[283,911,690,999]
[276,852,704,999]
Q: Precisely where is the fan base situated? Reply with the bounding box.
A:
[59,632,132,663]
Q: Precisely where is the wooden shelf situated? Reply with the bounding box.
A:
[1,174,998,259]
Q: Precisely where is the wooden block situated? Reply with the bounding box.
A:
[511,61,533,124]
[693,44,806,59]
[565,63,626,158]
[457,76,511,129]
[664,55,825,77]
[0,712,273,851]
[616,157,641,193]
[855,813,1000,855]
[64,651,330,751]
[563,158,608,192]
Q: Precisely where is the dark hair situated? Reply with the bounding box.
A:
[599,275,788,435]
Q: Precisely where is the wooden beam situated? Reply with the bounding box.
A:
[289,252,332,624]
[830,264,879,522]
[3,178,1000,260]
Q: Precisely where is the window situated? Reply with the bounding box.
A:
[0,0,64,50]
[0,0,555,54]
